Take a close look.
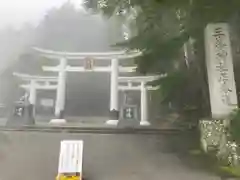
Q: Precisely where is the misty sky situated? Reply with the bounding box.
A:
[0,0,83,29]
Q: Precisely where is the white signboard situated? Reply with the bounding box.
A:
[40,99,54,107]
[205,23,238,118]
[58,140,83,174]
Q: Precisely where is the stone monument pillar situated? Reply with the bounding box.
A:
[200,23,238,154]
[205,23,238,118]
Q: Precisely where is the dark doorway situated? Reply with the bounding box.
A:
[65,73,110,117]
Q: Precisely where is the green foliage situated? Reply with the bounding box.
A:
[149,71,186,103]
[186,148,221,174]
[219,166,240,177]
[229,109,240,142]
[188,149,240,178]
[189,149,202,155]
[84,0,240,118]
[116,32,189,74]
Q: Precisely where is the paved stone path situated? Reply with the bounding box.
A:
[0,131,220,180]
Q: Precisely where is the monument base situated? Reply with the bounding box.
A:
[118,119,139,128]
[58,110,64,119]
[106,110,119,125]
[26,104,35,125]
[7,102,35,126]
[140,121,151,126]
[109,110,119,119]
[49,119,67,125]
[118,104,139,128]
[106,120,118,125]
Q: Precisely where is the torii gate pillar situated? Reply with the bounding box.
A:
[55,58,67,119]
[140,82,150,126]
[106,58,119,125]
[29,80,37,107]
[29,80,37,117]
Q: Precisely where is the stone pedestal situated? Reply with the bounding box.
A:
[118,104,139,128]
[106,110,119,125]
[25,104,35,125]
[49,119,67,125]
[7,101,35,126]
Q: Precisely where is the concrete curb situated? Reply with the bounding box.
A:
[0,125,189,134]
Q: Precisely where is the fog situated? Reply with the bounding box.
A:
[0,0,85,72]
[0,0,135,117]
[0,0,83,29]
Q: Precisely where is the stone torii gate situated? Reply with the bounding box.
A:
[13,72,58,117]
[33,47,142,125]
[118,76,163,126]
[14,73,162,126]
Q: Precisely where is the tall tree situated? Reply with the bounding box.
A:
[84,0,240,119]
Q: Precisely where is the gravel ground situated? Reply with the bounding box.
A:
[0,131,220,180]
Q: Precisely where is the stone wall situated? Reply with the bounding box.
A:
[199,119,239,166]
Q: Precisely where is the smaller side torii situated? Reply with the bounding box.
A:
[118,75,165,126]
[13,72,58,117]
